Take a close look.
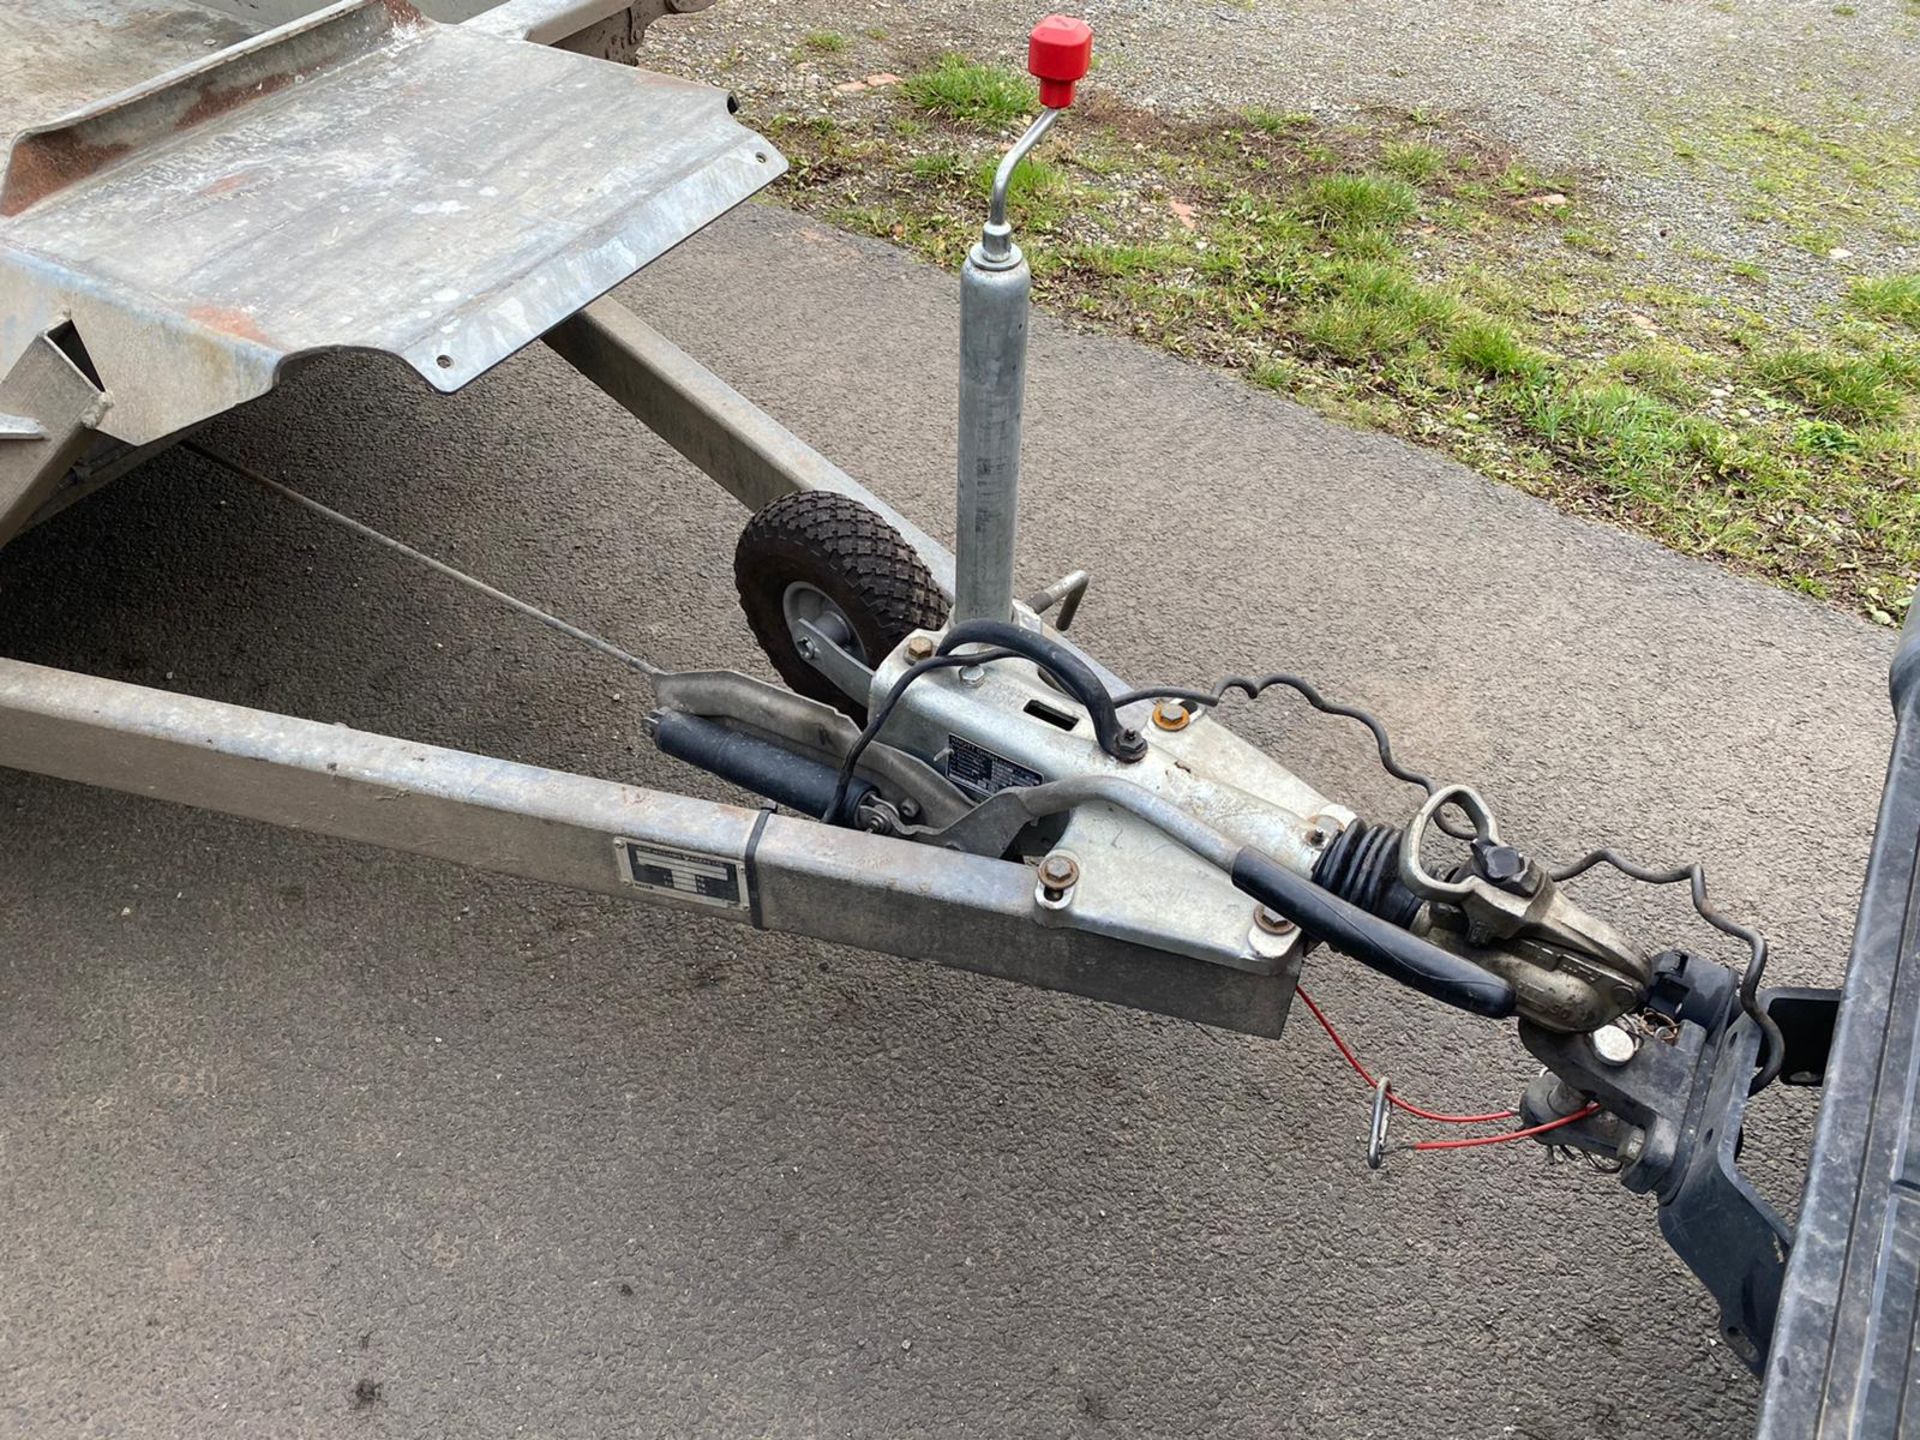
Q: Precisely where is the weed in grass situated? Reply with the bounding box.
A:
[1526,383,1693,479]
[1448,315,1548,380]
[1460,267,1527,318]
[1379,140,1447,185]
[1609,343,1715,404]
[970,155,1070,226]
[908,152,968,182]
[1293,173,1419,236]
[800,30,847,53]
[1849,275,1920,327]
[1063,242,1193,279]
[1853,425,1920,467]
[1298,263,1459,362]
[1297,297,1404,362]
[1240,107,1315,136]
[768,114,839,139]
[1560,226,1616,257]
[1790,227,1843,255]
[1795,418,1864,455]
[1749,347,1914,422]
[904,55,1033,129]
[1495,162,1555,198]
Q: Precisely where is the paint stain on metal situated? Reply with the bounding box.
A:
[177,70,298,129]
[0,134,131,217]
[187,304,273,345]
[1,0,426,217]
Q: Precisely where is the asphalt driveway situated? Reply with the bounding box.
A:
[0,204,1897,1438]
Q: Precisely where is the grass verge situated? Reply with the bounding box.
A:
[763,59,1920,624]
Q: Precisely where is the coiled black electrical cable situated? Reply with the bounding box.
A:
[1109,672,1479,840]
[1112,669,1782,1092]
[845,635,1783,1093]
[1550,849,1783,1095]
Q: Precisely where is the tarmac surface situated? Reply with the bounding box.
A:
[0,204,1900,1438]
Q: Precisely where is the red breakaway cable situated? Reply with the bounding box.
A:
[1293,984,1519,1125]
[1405,1105,1601,1151]
[1292,984,1605,1152]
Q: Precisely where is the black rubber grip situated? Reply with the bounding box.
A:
[938,619,1145,761]
[652,710,873,823]
[1229,849,1516,1018]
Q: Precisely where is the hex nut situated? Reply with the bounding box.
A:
[1616,1128,1646,1167]
[905,634,935,661]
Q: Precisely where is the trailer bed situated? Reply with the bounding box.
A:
[0,0,783,447]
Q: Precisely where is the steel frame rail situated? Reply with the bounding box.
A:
[0,656,1291,1036]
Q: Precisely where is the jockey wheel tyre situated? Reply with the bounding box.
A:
[734,491,947,721]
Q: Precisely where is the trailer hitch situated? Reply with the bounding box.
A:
[1516,971,1838,1370]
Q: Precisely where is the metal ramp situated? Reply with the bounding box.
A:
[0,0,783,447]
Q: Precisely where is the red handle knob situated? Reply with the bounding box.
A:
[1029,15,1093,109]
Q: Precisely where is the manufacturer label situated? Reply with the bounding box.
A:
[947,734,1044,799]
[614,838,747,909]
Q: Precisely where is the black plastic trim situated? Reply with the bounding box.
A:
[1759,622,1920,1434]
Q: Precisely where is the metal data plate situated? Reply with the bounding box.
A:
[0,0,785,445]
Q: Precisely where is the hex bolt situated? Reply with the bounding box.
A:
[1151,699,1191,732]
[1470,838,1536,894]
[796,635,818,661]
[905,635,935,661]
[1253,905,1296,936]
[959,664,986,687]
[1482,847,1525,882]
[1590,1023,1638,1067]
[1544,1077,1587,1115]
[1039,854,1080,889]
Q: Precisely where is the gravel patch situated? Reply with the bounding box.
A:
[649,0,1920,329]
